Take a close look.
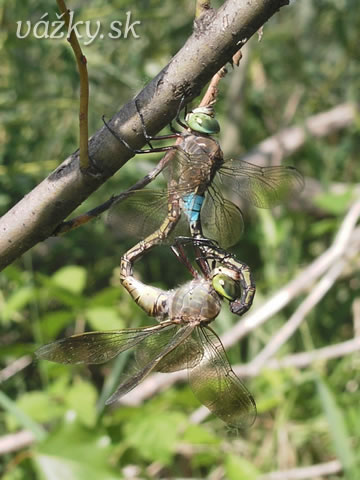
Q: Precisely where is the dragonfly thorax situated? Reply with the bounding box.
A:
[169,277,221,324]
[178,134,224,196]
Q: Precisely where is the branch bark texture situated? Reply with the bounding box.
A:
[0,0,289,270]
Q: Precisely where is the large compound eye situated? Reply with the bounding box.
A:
[185,112,220,134]
[212,274,240,301]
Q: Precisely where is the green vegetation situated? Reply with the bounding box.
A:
[1,1,360,478]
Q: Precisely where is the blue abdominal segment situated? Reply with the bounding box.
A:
[182,194,204,223]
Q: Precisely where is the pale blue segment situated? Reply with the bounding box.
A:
[182,193,204,222]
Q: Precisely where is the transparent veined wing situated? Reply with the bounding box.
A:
[201,181,244,249]
[106,323,195,404]
[218,159,304,208]
[188,325,256,428]
[35,322,175,365]
[107,188,190,243]
[137,332,204,373]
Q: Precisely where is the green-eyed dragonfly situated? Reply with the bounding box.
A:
[36,240,256,428]
[105,100,303,315]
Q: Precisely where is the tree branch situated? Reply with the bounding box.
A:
[0,0,289,271]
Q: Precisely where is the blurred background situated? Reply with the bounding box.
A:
[0,0,360,479]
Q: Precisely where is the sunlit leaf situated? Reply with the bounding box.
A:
[85,306,124,330]
[52,266,87,294]
[313,191,353,215]
[225,454,260,480]
[0,391,46,441]
[33,423,117,480]
[1,286,35,324]
[124,411,186,464]
[66,379,98,428]
[182,424,220,445]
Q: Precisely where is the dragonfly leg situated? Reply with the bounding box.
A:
[173,236,213,278]
[171,242,199,279]
[120,197,182,318]
[175,95,188,130]
[229,262,256,316]
[102,115,182,155]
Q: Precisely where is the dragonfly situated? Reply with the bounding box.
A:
[105,99,303,316]
[36,239,256,428]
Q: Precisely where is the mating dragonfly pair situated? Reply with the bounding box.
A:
[37,99,303,428]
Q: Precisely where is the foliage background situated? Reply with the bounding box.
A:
[1,0,360,478]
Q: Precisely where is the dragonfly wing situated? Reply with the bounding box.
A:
[107,189,168,240]
[218,160,304,208]
[107,188,190,244]
[188,325,256,428]
[155,335,204,372]
[106,323,195,404]
[36,323,173,365]
[201,184,244,249]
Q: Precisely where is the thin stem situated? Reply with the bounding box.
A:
[56,0,89,171]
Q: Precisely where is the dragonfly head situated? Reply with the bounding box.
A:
[185,106,220,135]
[211,267,240,302]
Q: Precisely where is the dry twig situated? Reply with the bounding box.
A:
[0,356,32,384]
[257,459,342,480]
[56,0,89,171]
[0,430,35,456]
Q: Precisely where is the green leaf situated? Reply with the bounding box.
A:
[89,287,122,307]
[313,190,353,215]
[182,424,220,445]
[52,266,87,294]
[5,391,64,431]
[33,423,118,480]
[1,285,35,324]
[309,218,338,237]
[316,376,356,475]
[124,411,186,464]
[85,307,124,330]
[39,310,74,340]
[225,454,260,480]
[66,379,98,428]
[0,391,46,441]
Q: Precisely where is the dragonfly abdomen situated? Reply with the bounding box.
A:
[182,193,204,223]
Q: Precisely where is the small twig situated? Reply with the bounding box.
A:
[248,259,346,374]
[0,430,35,456]
[56,0,89,171]
[235,336,360,376]
[199,66,228,107]
[257,459,342,480]
[242,102,357,166]
[0,356,32,384]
